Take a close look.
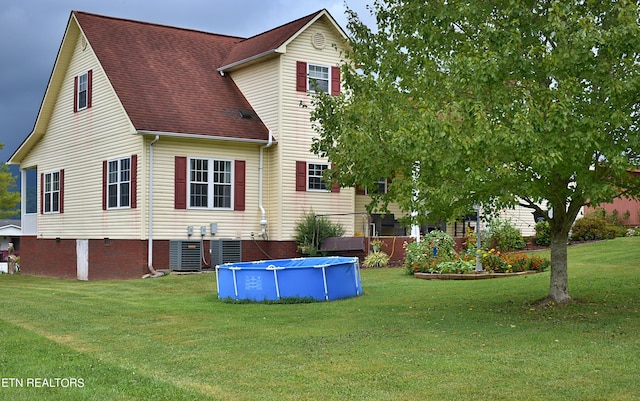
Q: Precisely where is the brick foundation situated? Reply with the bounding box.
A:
[18,236,466,280]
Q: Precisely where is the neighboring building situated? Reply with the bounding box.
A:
[9,9,413,280]
[584,170,640,227]
[0,219,21,257]
[0,219,21,273]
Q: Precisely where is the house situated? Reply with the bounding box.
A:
[8,9,416,280]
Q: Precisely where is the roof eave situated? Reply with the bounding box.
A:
[9,12,81,166]
[136,130,277,145]
[218,48,283,73]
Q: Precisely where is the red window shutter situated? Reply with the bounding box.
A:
[59,169,64,214]
[73,76,78,113]
[130,154,137,209]
[102,160,107,210]
[175,156,187,209]
[356,186,366,195]
[87,69,93,109]
[330,163,340,192]
[296,161,307,191]
[296,61,307,92]
[40,173,44,214]
[234,160,246,211]
[331,66,341,95]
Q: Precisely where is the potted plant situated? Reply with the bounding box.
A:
[371,239,385,252]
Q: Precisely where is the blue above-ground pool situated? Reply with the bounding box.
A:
[216,256,362,302]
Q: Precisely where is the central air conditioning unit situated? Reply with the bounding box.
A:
[169,240,202,271]
[210,239,242,267]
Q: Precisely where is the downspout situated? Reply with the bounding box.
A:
[145,135,163,278]
[259,130,273,239]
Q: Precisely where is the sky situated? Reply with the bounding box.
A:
[0,0,375,164]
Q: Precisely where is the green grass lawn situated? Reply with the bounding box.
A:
[0,237,639,401]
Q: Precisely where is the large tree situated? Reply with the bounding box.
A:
[0,144,20,218]
[311,0,640,304]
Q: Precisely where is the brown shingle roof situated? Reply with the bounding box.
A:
[219,10,323,70]
[74,11,271,141]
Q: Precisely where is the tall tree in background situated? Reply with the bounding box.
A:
[311,0,640,304]
[0,144,20,218]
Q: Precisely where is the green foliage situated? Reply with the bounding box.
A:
[311,0,640,303]
[424,229,457,259]
[403,230,458,273]
[435,259,475,274]
[570,210,625,241]
[293,210,345,255]
[477,249,550,273]
[534,221,551,247]
[482,218,526,252]
[0,162,20,219]
[479,248,510,272]
[363,251,390,268]
[505,252,551,272]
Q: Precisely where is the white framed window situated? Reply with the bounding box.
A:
[366,177,388,195]
[307,162,330,191]
[189,157,233,209]
[308,64,330,93]
[107,157,131,209]
[43,171,60,213]
[77,71,89,110]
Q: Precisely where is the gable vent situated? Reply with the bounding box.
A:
[312,32,326,49]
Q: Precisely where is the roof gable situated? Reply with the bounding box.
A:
[11,9,347,163]
[74,11,270,141]
[219,9,347,72]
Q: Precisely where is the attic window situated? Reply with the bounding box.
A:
[74,70,92,112]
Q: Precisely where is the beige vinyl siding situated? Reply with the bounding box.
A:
[149,138,263,240]
[21,33,143,240]
[354,194,408,235]
[497,207,537,237]
[228,58,282,242]
[276,17,354,240]
[229,57,281,135]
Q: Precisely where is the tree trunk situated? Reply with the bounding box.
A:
[547,227,572,305]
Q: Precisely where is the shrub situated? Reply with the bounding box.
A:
[529,255,551,271]
[482,218,526,252]
[424,230,457,259]
[403,240,436,273]
[363,251,390,268]
[294,210,345,255]
[403,230,458,274]
[534,221,551,247]
[570,211,623,242]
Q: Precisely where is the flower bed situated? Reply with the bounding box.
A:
[404,230,550,277]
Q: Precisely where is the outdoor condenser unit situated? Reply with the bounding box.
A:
[210,239,242,267]
[169,240,202,271]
